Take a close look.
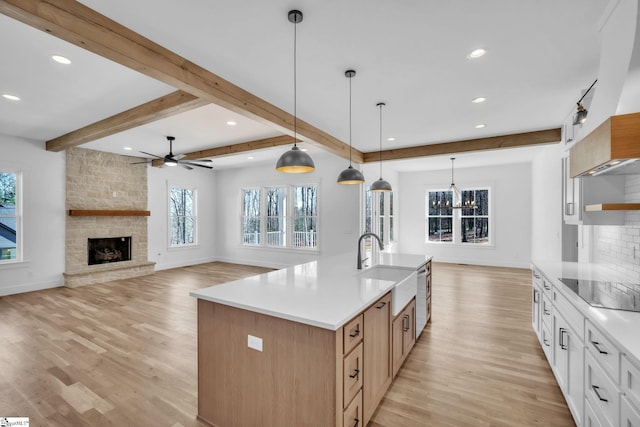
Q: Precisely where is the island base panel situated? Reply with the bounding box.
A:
[197,299,339,427]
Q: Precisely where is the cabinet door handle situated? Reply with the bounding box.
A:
[544,309,551,316]
[352,419,359,427]
[559,328,568,350]
[543,338,550,347]
[543,283,551,291]
[418,268,427,274]
[591,341,608,355]
[533,273,541,279]
[349,328,360,338]
[376,301,387,309]
[533,289,539,303]
[349,368,360,379]
[403,315,410,332]
[592,385,608,402]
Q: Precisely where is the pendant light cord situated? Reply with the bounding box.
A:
[349,75,352,165]
[451,158,455,185]
[378,103,383,179]
[576,78,597,106]
[293,17,298,147]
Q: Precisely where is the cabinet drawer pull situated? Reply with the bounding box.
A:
[349,328,360,338]
[533,289,539,303]
[543,338,550,347]
[352,419,359,427]
[543,283,551,291]
[592,385,608,402]
[591,341,608,355]
[403,315,410,332]
[349,368,360,379]
[544,309,551,316]
[376,301,387,309]
[533,273,541,279]
[559,328,568,350]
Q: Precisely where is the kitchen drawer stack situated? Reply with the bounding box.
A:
[531,265,640,427]
[342,314,364,427]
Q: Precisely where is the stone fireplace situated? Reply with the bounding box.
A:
[88,236,132,265]
[64,148,155,287]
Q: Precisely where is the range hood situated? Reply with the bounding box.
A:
[569,111,640,177]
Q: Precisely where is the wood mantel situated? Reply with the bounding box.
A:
[68,210,150,217]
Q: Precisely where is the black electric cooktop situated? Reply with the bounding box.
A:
[558,278,640,313]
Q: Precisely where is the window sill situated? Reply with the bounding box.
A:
[167,244,200,251]
[0,260,30,269]
[425,241,495,249]
[239,244,320,255]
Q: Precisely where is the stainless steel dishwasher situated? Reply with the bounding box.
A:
[415,263,428,337]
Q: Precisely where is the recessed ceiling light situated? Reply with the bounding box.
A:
[2,94,20,101]
[226,121,237,126]
[467,48,486,59]
[475,124,486,129]
[247,156,254,160]
[387,137,396,141]
[123,147,133,151]
[300,148,308,152]
[471,97,486,103]
[51,55,71,65]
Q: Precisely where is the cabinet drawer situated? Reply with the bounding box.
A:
[586,320,620,383]
[584,397,606,427]
[585,350,620,427]
[622,355,640,410]
[622,395,640,427]
[343,342,363,408]
[541,275,553,296]
[541,294,553,328]
[343,389,362,427]
[553,287,584,338]
[343,314,363,355]
[532,268,543,288]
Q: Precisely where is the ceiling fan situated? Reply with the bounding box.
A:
[133,136,213,170]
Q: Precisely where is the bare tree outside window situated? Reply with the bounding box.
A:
[0,172,17,261]
[170,187,195,246]
[293,185,317,249]
[426,191,453,242]
[242,188,261,245]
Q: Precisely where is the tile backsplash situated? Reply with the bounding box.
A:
[592,174,640,282]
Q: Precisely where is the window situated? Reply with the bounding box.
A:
[460,189,489,243]
[242,188,261,245]
[0,171,19,261]
[426,188,490,244]
[363,187,396,244]
[169,187,196,246]
[241,184,318,250]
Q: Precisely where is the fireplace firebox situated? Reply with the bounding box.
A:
[88,236,132,265]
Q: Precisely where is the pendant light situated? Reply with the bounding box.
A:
[337,69,365,184]
[572,79,597,126]
[276,10,315,173]
[448,157,462,208]
[370,102,392,192]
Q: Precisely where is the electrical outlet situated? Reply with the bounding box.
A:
[248,335,263,352]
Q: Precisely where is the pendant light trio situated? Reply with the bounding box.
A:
[276,10,392,192]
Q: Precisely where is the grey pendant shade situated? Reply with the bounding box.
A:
[337,69,365,185]
[276,10,315,174]
[370,102,392,192]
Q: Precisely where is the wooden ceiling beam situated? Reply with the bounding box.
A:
[149,135,300,167]
[361,128,562,162]
[46,90,208,152]
[0,0,356,161]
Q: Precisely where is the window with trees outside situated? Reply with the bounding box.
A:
[426,188,490,244]
[0,171,19,262]
[169,187,196,246]
[241,185,318,250]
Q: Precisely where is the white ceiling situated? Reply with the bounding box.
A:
[0,0,609,170]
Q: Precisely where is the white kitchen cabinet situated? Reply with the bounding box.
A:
[563,155,581,225]
[553,308,584,426]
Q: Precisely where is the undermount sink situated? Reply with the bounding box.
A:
[357,266,417,315]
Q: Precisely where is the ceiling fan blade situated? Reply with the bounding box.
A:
[179,163,194,170]
[174,153,186,160]
[130,161,151,165]
[182,161,213,169]
[139,151,164,159]
[191,159,213,163]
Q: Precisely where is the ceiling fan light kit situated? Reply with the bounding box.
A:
[337,69,365,185]
[276,9,315,174]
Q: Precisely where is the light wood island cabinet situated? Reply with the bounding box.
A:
[196,291,393,427]
[392,298,416,378]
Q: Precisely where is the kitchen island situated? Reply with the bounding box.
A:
[190,252,431,427]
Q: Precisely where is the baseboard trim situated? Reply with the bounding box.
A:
[0,278,64,296]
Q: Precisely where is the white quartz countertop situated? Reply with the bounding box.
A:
[190,252,431,330]
[532,259,640,366]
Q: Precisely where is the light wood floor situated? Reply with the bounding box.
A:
[0,262,575,426]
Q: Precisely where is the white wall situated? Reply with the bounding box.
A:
[0,134,66,295]
[396,162,533,268]
[531,143,565,262]
[215,151,361,268]
[147,165,218,270]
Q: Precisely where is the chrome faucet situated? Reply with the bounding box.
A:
[357,232,384,270]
